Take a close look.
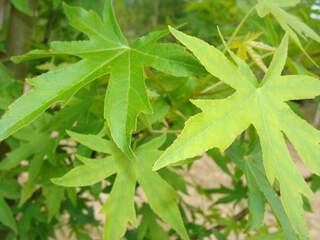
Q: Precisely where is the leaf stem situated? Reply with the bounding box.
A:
[150,129,181,134]
[145,67,188,120]
[224,6,255,53]
[199,81,224,95]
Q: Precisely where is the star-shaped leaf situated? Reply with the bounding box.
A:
[154,27,320,240]
[52,131,188,240]
[0,0,201,157]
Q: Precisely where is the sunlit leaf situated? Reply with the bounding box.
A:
[154,27,320,240]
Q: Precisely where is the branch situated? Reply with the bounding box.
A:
[213,208,249,232]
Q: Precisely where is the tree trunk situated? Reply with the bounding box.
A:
[5,0,37,80]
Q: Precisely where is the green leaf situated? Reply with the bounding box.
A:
[0,180,20,200]
[247,231,285,240]
[52,157,116,187]
[154,27,320,240]
[0,197,17,233]
[0,121,57,208]
[137,205,169,240]
[256,0,300,16]
[159,169,187,194]
[102,167,136,240]
[0,63,20,110]
[102,0,127,45]
[138,99,170,131]
[226,141,296,239]
[135,137,188,240]
[19,152,45,206]
[43,185,64,222]
[245,159,297,239]
[104,50,152,156]
[245,167,265,231]
[0,142,33,170]
[0,131,52,170]
[256,0,320,66]
[16,124,57,206]
[10,0,33,16]
[66,130,113,154]
[53,132,188,240]
[0,58,113,143]
[1,0,200,158]
[0,63,15,86]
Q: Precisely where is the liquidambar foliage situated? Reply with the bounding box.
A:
[0,0,320,239]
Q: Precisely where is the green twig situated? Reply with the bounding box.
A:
[224,6,255,53]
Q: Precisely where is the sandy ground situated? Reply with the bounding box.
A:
[54,153,320,240]
[186,156,320,240]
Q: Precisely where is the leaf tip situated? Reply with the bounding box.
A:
[61,1,69,9]
[152,159,165,171]
[66,129,76,138]
[168,25,179,36]
[62,2,75,16]
[0,128,10,143]
[51,177,62,186]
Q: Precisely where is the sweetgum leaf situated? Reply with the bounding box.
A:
[154,27,320,240]
[0,0,201,157]
[53,133,188,240]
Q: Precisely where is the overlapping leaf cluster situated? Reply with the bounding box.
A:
[0,0,197,238]
[53,132,188,239]
[256,0,320,65]
[154,27,320,240]
[0,0,319,239]
[0,0,201,155]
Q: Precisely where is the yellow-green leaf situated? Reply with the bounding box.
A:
[154,27,320,240]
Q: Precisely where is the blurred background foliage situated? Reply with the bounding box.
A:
[0,0,320,239]
[2,0,320,78]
